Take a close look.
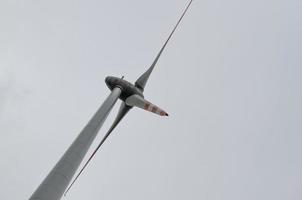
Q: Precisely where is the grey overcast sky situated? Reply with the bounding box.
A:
[1,0,302,199]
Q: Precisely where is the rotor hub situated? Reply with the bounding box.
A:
[105,76,144,101]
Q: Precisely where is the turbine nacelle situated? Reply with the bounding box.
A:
[105,76,143,101]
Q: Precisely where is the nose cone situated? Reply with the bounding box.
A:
[105,76,110,84]
[105,76,118,91]
[106,76,116,84]
[105,76,113,88]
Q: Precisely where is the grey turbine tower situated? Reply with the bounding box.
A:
[29,1,193,199]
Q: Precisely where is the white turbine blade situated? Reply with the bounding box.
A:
[135,0,193,91]
[29,87,121,200]
[125,94,168,116]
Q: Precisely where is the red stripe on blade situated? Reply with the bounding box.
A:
[144,103,150,110]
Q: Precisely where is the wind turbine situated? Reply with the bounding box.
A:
[29,1,193,199]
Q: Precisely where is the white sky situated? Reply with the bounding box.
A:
[0,0,302,199]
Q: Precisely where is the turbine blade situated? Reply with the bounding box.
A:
[126,94,168,116]
[64,102,132,196]
[135,0,193,91]
[29,87,121,200]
